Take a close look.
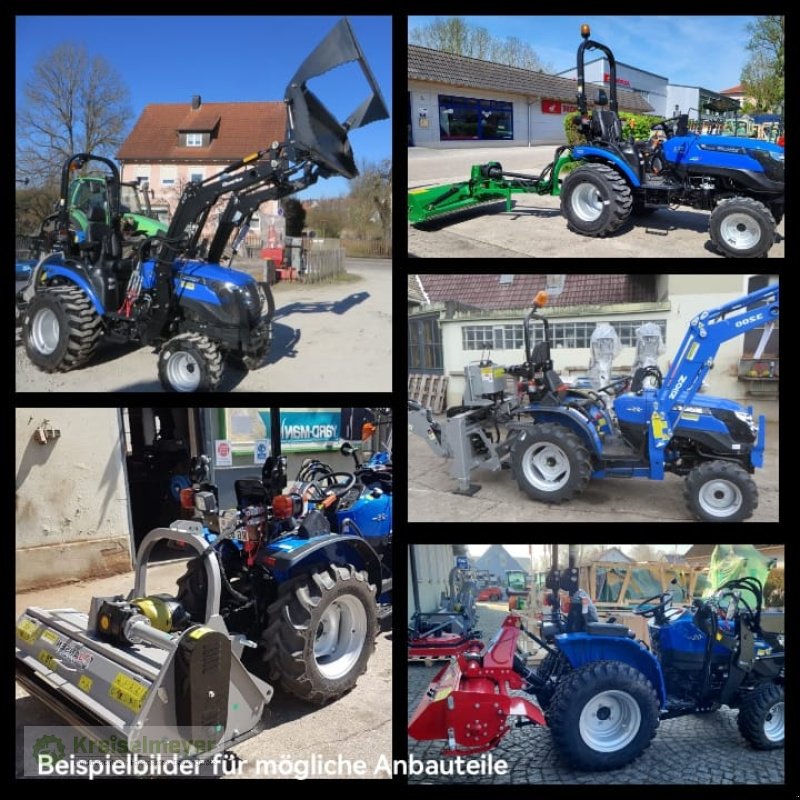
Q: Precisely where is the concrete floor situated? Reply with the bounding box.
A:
[15,560,392,779]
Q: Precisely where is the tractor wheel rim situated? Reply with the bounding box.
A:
[166,351,202,392]
[720,213,761,250]
[571,183,605,222]
[31,307,60,355]
[579,690,641,752]
[763,701,784,742]
[522,443,571,491]
[314,594,368,680]
[697,479,742,517]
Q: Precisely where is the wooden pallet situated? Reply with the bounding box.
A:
[408,373,448,413]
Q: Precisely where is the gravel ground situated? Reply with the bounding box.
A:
[16,258,392,393]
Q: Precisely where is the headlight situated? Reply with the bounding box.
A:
[734,409,757,432]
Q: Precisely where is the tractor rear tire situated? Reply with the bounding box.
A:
[683,460,758,522]
[709,197,775,258]
[261,564,378,704]
[547,660,660,771]
[737,683,784,749]
[511,423,592,503]
[158,332,222,392]
[561,163,632,237]
[23,285,102,372]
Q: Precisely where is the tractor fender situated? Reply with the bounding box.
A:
[572,145,641,187]
[508,407,604,456]
[260,533,383,593]
[555,633,667,708]
[38,261,105,315]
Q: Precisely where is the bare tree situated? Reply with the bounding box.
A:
[347,158,392,241]
[16,43,132,185]
[628,544,663,563]
[410,17,551,71]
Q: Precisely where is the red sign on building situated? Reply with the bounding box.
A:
[542,100,579,115]
[603,73,631,87]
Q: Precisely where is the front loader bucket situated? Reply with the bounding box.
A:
[285,17,389,180]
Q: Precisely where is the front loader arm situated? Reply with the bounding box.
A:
[658,284,779,435]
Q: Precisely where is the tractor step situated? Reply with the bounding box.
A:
[600,436,640,460]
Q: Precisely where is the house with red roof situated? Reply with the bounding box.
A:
[117,96,285,239]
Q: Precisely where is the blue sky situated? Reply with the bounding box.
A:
[409,16,756,91]
[16,15,392,198]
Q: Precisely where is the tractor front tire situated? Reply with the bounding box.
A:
[547,660,660,771]
[261,564,378,704]
[23,285,102,372]
[511,423,592,503]
[561,163,632,237]
[737,683,784,749]
[709,197,775,258]
[683,460,758,522]
[158,333,222,392]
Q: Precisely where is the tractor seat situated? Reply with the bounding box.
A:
[234,478,269,509]
[591,110,622,142]
[585,622,636,639]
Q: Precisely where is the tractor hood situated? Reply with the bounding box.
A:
[284,18,389,180]
[693,135,784,155]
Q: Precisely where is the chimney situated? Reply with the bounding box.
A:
[191,95,201,110]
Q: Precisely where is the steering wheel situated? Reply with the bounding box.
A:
[598,375,631,395]
[651,116,685,140]
[633,591,673,618]
[305,471,356,503]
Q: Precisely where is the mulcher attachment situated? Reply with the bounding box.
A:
[15,523,272,760]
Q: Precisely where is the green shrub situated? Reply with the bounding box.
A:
[563,111,664,146]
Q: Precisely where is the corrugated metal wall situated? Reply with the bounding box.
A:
[408,544,457,623]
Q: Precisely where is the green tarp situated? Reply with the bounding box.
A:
[703,544,774,608]
[595,567,693,603]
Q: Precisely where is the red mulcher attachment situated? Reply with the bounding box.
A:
[408,632,480,661]
[408,616,546,755]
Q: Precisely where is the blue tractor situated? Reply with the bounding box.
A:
[176,412,392,703]
[561,24,784,258]
[17,19,388,391]
[409,285,778,522]
[506,285,778,521]
[409,566,784,771]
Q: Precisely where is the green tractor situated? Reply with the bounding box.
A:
[26,163,167,264]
